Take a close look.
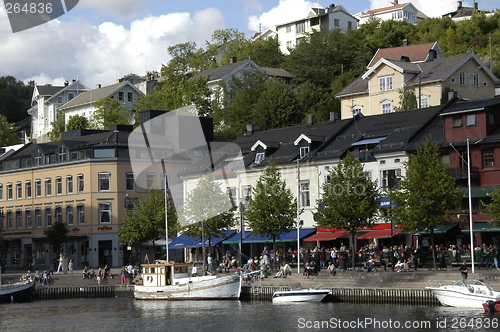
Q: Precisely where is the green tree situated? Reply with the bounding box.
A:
[389,139,462,269]
[119,188,178,261]
[91,97,128,130]
[0,114,21,146]
[48,109,66,141]
[483,188,500,227]
[394,85,418,112]
[181,172,236,270]
[66,114,90,131]
[43,220,68,254]
[315,151,379,269]
[245,160,298,262]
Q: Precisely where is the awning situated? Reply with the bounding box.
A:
[357,229,402,239]
[223,228,314,244]
[351,137,386,146]
[460,186,498,198]
[462,222,500,233]
[304,231,348,242]
[415,224,457,235]
[168,230,236,249]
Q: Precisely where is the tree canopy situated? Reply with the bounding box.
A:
[66,114,90,131]
[91,97,129,130]
[483,188,500,227]
[43,220,69,254]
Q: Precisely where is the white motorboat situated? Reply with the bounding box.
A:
[272,287,331,302]
[426,279,500,308]
[0,272,35,304]
[134,262,242,300]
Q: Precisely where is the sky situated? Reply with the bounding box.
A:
[0,0,497,88]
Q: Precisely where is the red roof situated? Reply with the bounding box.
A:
[368,42,437,67]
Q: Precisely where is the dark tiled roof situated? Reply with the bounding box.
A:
[36,85,65,96]
[368,42,437,67]
[440,97,500,115]
[194,60,259,82]
[335,76,368,97]
[59,82,125,109]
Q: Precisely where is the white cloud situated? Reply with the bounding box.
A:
[247,0,321,32]
[78,0,150,20]
[0,8,225,87]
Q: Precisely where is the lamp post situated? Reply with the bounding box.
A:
[163,173,169,263]
[297,159,301,274]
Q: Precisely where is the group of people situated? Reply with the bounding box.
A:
[20,270,50,285]
[82,264,113,283]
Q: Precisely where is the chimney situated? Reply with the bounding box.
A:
[427,49,437,61]
[329,112,339,122]
[402,39,408,46]
[246,124,260,135]
[448,91,458,100]
[230,56,237,64]
[457,1,462,9]
[64,80,69,87]
[96,84,101,89]
[474,2,478,10]
[307,114,316,125]
[393,0,398,4]
[400,55,410,62]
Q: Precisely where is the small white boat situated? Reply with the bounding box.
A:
[0,272,36,304]
[426,279,500,308]
[272,287,331,302]
[134,262,242,300]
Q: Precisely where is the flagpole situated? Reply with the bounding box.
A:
[297,159,300,274]
[467,139,475,273]
[164,173,169,263]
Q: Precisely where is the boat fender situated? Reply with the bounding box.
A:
[486,300,496,313]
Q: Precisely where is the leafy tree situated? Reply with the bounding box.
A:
[483,188,500,227]
[48,109,66,141]
[389,139,462,269]
[43,220,68,254]
[119,188,178,261]
[91,97,128,130]
[394,85,418,112]
[245,160,298,261]
[66,114,90,131]
[315,151,379,269]
[0,114,21,146]
[0,76,33,124]
[181,172,236,269]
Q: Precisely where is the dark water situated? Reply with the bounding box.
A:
[0,298,498,331]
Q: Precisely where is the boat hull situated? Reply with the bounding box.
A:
[134,275,241,300]
[427,288,500,308]
[272,290,330,303]
[0,280,35,304]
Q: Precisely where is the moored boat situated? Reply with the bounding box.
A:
[426,280,500,308]
[272,286,331,303]
[0,273,36,304]
[483,300,500,313]
[134,262,242,300]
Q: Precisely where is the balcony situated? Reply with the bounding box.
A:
[450,167,479,180]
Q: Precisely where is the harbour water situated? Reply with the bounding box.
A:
[0,298,498,332]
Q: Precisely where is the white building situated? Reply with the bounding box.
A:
[276,4,358,55]
[354,1,428,26]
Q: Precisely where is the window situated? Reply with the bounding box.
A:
[127,92,133,102]
[45,207,52,227]
[45,178,52,196]
[58,146,67,162]
[57,96,62,103]
[452,116,463,128]
[66,175,73,194]
[118,91,124,101]
[242,185,252,208]
[77,174,84,192]
[466,114,476,126]
[94,149,115,158]
[419,94,430,108]
[25,181,32,198]
[66,205,74,225]
[6,211,12,229]
[25,209,32,228]
[300,181,310,207]
[7,183,12,200]
[77,204,85,224]
[255,152,265,164]
[459,71,466,85]
[16,210,22,229]
[286,25,291,33]
[348,21,352,28]
[99,202,112,223]
[16,182,22,199]
[68,93,74,100]
[146,173,156,189]
[35,208,42,227]
[55,206,62,222]
[489,113,494,125]
[382,169,402,188]
[483,149,495,168]
[56,177,62,195]
[472,73,479,87]
[381,100,392,114]
[334,19,340,27]
[35,179,42,197]
[286,41,292,49]
[379,75,393,92]
[98,172,111,191]
[227,187,237,209]
[126,172,135,191]
[0,184,3,200]
[296,22,305,33]
[300,146,309,159]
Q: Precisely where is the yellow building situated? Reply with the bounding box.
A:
[336,42,498,119]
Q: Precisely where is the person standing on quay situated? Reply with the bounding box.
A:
[56,254,64,273]
[459,260,468,279]
[68,259,74,274]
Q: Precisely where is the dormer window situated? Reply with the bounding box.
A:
[255,152,265,164]
[300,146,309,159]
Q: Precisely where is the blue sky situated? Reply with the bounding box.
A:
[0,0,496,87]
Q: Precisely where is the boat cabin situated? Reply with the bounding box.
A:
[141,262,189,287]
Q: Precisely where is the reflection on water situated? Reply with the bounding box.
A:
[0,298,496,332]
